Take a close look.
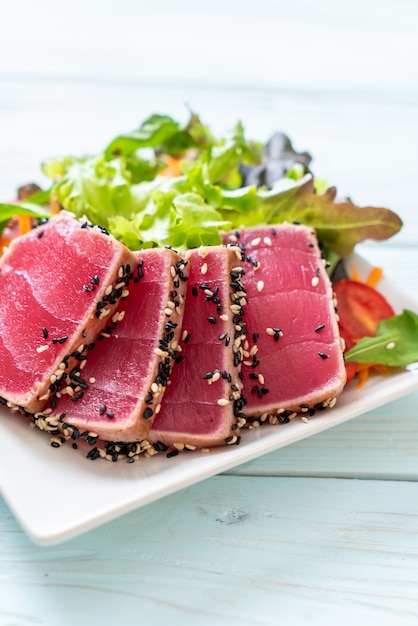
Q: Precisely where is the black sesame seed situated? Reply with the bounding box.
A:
[192,286,198,296]
[143,407,153,419]
[71,391,84,401]
[318,352,329,359]
[42,327,48,340]
[87,447,100,460]
[315,324,326,332]
[207,317,217,324]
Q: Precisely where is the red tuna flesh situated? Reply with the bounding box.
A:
[148,246,246,451]
[0,212,138,413]
[222,224,346,422]
[42,249,188,444]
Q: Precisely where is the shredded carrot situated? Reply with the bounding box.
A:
[350,262,362,282]
[355,362,374,372]
[371,363,390,375]
[365,266,383,288]
[160,156,183,178]
[345,263,390,390]
[49,199,61,215]
[350,262,383,288]
[18,214,32,236]
[355,367,370,390]
[0,238,10,254]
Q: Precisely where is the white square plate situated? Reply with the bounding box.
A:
[1,254,417,545]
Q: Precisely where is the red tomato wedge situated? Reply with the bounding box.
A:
[334,279,395,341]
[334,278,395,386]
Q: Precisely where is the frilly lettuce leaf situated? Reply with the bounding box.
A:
[4,111,401,256]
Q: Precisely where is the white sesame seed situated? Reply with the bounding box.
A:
[89,377,96,384]
[198,247,209,258]
[217,398,229,406]
[36,344,49,353]
[263,236,272,246]
[154,348,168,358]
[220,314,229,321]
[164,308,173,316]
[386,341,396,350]
[251,237,261,246]
[228,234,238,243]
[170,265,176,277]
[266,327,275,336]
[302,416,310,424]
[200,262,208,275]
[311,276,320,287]
[257,280,264,292]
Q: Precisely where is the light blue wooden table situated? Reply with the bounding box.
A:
[1,1,418,623]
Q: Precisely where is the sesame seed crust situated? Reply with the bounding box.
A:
[0,211,139,413]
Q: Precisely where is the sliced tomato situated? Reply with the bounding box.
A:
[338,325,357,383]
[334,279,395,342]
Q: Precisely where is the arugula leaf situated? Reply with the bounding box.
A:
[345,310,418,366]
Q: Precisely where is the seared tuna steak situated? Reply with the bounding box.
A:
[222,224,346,424]
[0,212,138,413]
[148,246,246,452]
[40,248,188,445]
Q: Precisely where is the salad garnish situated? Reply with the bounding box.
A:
[0,111,416,388]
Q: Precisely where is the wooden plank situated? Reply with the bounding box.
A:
[1,476,418,625]
[227,389,418,480]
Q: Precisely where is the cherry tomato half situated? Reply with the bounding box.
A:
[334,279,395,342]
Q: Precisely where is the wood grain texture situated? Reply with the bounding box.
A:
[1,1,418,622]
[2,476,418,625]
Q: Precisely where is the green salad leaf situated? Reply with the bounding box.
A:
[1,111,403,256]
[345,309,418,366]
[0,202,50,236]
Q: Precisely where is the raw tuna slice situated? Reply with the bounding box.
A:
[39,248,188,448]
[222,224,346,425]
[0,212,138,413]
[148,245,246,452]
